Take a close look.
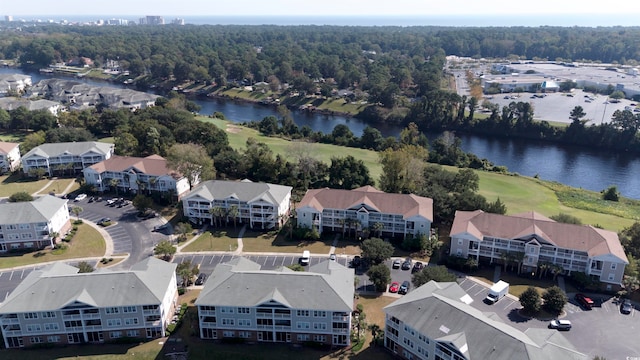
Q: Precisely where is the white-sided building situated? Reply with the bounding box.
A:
[83,155,191,199]
[21,141,114,177]
[384,281,587,360]
[196,257,354,346]
[0,74,32,96]
[0,141,20,173]
[183,180,292,229]
[0,257,178,348]
[450,210,629,290]
[296,186,433,239]
[0,195,70,252]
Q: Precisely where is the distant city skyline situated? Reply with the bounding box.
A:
[3,0,640,27]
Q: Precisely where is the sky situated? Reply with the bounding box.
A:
[3,0,640,26]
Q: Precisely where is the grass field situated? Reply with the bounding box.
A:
[0,174,52,197]
[182,229,239,252]
[0,223,105,269]
[469,267,578,298]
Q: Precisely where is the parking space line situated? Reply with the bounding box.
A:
[272,257,277,266]
[20,269,25,279]
[288,256,295,265]
[281,257,286,266]
[8,271,13,281]
[503,300,516,310]
[474,288,485,296]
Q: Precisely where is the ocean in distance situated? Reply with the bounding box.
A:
[44,14,640,27]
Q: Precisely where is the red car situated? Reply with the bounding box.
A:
[389,282,400,293]
[575,293,594,309]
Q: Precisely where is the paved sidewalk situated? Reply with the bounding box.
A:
[31,179,54,196]
[233,225,247,255]
[328,234,340,255]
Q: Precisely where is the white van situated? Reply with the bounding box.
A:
[301,250,310,265]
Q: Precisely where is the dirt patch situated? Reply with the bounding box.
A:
[226,125,242,133]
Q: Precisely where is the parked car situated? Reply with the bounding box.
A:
[351,256,361,268]
[74,194,87,201]
[398,281,410,295]
[548,319,572,331]
[411,262,424,273]
[88,196,95,203]
[389,282,400,293]
[575,293,594,310]
[329,253,336,261]
[195,273,207,286]
[106,199,117,206]
[392,259,402,269]
[401,258,412,270]
[621,299,633,314]
[97,218,111,226]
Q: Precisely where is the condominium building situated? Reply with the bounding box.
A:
[450,210,628,290]
[296,186,433,239]
[196,257,354,346]
[0,195,70,252]
[0,141,20,173]
[22,141,114,177]
[183,180,292,229]
[384,281,587,360]
[0,257,178,348]
[83,155,191,199]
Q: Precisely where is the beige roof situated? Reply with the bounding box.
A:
[450,210,628,262]
[297,186,433,221]
[0,141,18,154]
[87,155,181,179]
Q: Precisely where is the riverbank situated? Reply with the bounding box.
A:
[204,117,638,231]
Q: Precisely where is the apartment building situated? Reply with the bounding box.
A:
[296,186,433,239]
[196,257,354,346]
[0,195,70,252]
[0,141,20,173]
[450,210,628,289]
[183,180,292,229]
[384,281,587,360]
[83,155,191,199]
[22,141,114,177]
[0,257,178,348]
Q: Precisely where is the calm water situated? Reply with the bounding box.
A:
[5,67,640,199]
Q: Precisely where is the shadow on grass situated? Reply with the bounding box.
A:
[3,342,142,360]
[2,173,39,184]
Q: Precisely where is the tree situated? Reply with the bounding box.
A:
[71,206,83,220]
[519,286,541,314]
[132,194,153,214]
[154,240,177,261]
[167,143,215,190]
[327,156,374,189]
[175,222,193,242]
[21,130,46,154]
[287,264,305,272]
[109,178,120,195]
[542,286,568,315]
[366,263,391,292]
[569,106,587,123]
[76,261,95,273]
[176,260,199,286]
[602,185,620,202]
[361,238,394,265]
[550,213,582,225]
[228,205,239,228]
[619,222,640,258]
[8,191,33,202]
[412,265,456,287]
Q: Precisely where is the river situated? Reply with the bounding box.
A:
[4,67,640,199]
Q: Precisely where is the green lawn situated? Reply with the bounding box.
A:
[0,174,52,197]
[182,230,238,252]
[36,178,77,195]
[469,267,578,298]
[241,230,334,254]
[0,223,105,269]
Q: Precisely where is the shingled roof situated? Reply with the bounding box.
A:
[297,186,433,221]
[450,210,627,262]
[87,154,182,179]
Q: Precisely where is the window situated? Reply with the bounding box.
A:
[297,322,310,329]
[237,307,251,314]
[313,322,327,330]
[223,331,235,338]
[297,334,310,341]
[44,323,60,331]
[124,318,139,325]
[19,224,30,230]
[105,307,119,314]
[313,335,326,342]
[457,239,463,245]
[47,336,60,343]
[26,324,41,332]
[220,307,234,314]
[126,330,139,337]
[237,319,251,327]
[403,337,415,349]
[107,319,122,327]
[7,224,17,230]
[608,273,615,281]
[24,312,38,319]
[296,310,310,317]
[221,318,235,326]
[200,306,216,311]
[313,311,326,318]
[30,337,43,344]
[110,331,122,339]
[238,331,251,338]
[611,263,617,270]
[122,306,137,313]
[402,349,414,359]
[41,311,56,318]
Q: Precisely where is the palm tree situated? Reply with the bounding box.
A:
[465,257,479,272]
[514,251,525,274]
[71,206,83,221]
[538,262,549,279]
[109,178,120,196]
[500,252,509,272]
[228,205,239,229]
[372,222,384,238]
[338,218,346,239]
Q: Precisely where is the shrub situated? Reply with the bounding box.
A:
[177,288,186,295]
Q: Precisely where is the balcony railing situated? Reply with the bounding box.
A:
[145,320,161,326]
[332,328,349,334]
[62,314,82,320]
[0,318,20,325]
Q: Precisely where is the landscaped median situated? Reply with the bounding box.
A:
[0,222,105,269]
